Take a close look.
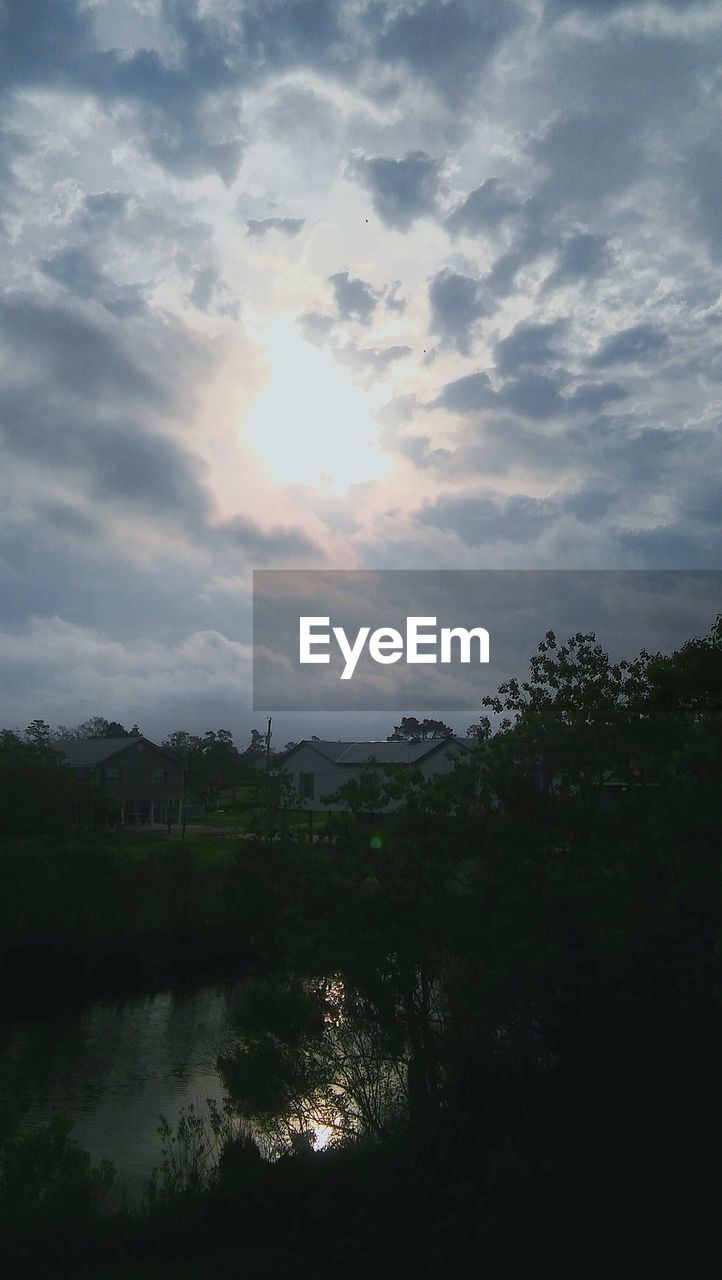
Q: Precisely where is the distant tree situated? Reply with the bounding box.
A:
[24,719,52,747]
[56,717,131,740]
[185,730,243,803]
[240,728,269,765]
[162,730,203,760]
[388,717,455,742]
[0,729,108,836]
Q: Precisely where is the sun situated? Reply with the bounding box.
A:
[243,317,392,492]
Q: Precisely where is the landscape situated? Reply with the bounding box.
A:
[1,618,721,1274]
[2,0,721,1272]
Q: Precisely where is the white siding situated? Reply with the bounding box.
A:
[279,740,470,813]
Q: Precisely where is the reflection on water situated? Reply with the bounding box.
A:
[0,982,244,1200]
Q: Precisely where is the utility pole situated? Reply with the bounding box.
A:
[265,717,273,841]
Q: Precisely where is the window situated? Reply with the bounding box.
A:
[153,768,168,784]
[299,771,315,800]
[105,768,119,784]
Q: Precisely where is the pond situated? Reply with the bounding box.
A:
[0,980,244,1203]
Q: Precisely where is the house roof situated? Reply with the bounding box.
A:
[335,737,471,766]
[55,736,180,768]
[279,740,356,765]
[280,737,472,767]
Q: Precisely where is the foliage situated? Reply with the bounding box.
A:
[0,1114,114,1230]
[387,716,455,741]
[143,1099,250,1205]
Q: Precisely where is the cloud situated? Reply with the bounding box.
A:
[347,150,441,231]
[589,324,670,368]
[297,312,337,345]
[375,0,523,105]
[431,371,492,414]
[214,515,320,561]
[40,246,147,317]
[494,319,567,375]
[328,271,380,324]
[335,343,412,377]
[247,217,305,238]
[428,268,491,353]
[419,490,554,546]
[446,179,524,237]
[541,232,612,293]
[681,143,722,262]
[0,0,245,181]
[384,281,407,313]
[2,0,722,733]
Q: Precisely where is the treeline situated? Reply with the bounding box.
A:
[0,719,270,824]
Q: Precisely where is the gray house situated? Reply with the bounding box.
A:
[56,736,184,825]
[278,738,472,813]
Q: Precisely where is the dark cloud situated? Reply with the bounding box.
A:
[215,515,320,562]
[329,271,380,324]
[188,265,219,312]
[384,282,407,313]
[618,524,722,571]
[0,293,166,406]
[431,371,492,414]
[40,247,146,317]
[560,486,619,523]
[239,0,351,77]
[531,111,642,207]
[31,499,99,541]
[81,191,131,224]
[348,150,440,231]
[497,372,569,421]
[297,312,336,345]
[545,0,698,14]
[428,268,491,354]
[682,143,722,261]
[541,232,612,293]
[431,365,626,422]
[419,490,553,545]
[590,324,669,368]
[375,0,523,105]
[0,290,204,518]
[446,179,524,237]
[0,0,244,181]
[0,0,93,91]
[483,198,551,297]
[567,381,627,412]
[494,319,566,375]
[247,217,305,238]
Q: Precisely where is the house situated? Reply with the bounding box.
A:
[277,738,473,813]
[55,736,184,825]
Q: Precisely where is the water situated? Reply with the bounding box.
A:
[0,980,243,1202]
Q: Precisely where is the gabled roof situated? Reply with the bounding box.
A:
[55,736,180,768]
[280,737,473,767]
[335,737,471,766]
[279,740,355,765]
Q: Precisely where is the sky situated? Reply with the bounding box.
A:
[0,0,721,743]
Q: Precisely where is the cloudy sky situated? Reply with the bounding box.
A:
[1,0,721,740]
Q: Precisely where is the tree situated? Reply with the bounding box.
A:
[54,717,131,740]
[388,717,455,741]
[24,720,51,747]
[162,730,203,760]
